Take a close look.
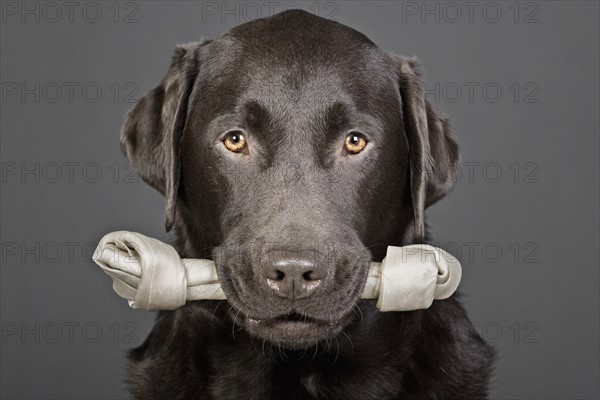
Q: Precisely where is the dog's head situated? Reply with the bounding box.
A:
[121,10,459,349]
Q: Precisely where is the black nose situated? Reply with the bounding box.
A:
[261,249,326,300]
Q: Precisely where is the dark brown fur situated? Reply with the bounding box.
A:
[121,10,494,399]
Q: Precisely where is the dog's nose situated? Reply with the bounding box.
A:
[261,249,326,300]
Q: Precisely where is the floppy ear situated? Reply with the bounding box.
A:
[120,40,210,232]
[393,55,460,241]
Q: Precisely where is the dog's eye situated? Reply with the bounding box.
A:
[223,131,248,153]
[344,132,368,154]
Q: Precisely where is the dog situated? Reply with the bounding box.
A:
[119,10,495,399]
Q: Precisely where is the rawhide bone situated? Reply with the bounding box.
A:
[93,231,461,312]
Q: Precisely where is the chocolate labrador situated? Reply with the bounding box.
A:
[120,9,494,399]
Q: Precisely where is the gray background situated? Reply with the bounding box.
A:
[1,1,598,399]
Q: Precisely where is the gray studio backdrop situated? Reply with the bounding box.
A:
[1,1,598,399]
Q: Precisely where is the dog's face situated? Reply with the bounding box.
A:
[121,10,459,349]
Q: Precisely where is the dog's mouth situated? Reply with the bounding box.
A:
[244,312,345,349]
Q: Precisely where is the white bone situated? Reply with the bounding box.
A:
[93,231,461,312]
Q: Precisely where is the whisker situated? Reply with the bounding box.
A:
[333,337,340,364]
[231,308,242,339]
[352,303,364,323]
[340,330,354,351]
[210,300,224,322]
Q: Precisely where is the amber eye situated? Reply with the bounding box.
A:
[223,131,248,153]
[344,132,368,154]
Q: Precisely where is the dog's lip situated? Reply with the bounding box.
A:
[248,317,324,334]
[247,312,334,328]
[245,312,338,343]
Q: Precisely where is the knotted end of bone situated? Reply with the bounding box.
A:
[93,231,187,310]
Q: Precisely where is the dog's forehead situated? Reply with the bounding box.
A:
[199,14,395,121]
[238,66,354,116]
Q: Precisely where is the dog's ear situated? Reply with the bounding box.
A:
[121,40,210,232]
[392,55,460,241]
